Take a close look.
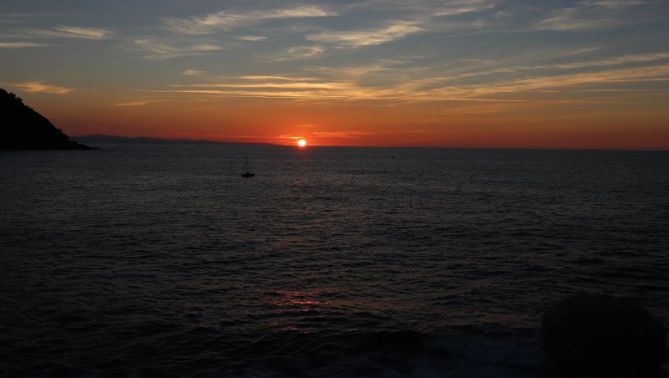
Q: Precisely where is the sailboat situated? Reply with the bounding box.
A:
[241,156,255,178]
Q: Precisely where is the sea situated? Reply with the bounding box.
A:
[1,143,668,377]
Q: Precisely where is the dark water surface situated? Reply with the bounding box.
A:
[1,144,668,377]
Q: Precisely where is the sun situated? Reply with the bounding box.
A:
[297,139,308,148]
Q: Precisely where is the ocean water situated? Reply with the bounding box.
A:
[1,143,667,377]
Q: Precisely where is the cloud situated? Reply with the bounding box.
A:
[151,75,357,100]
[181,69,205,76]
[306,20,425,48]
[30,26,113,39]
[422,64,669,99]
[586,0,650,10]
[158,89,349,99]
[262,45,325,61]
[235,35,267,42]
[239,75,319,81]
[163,6,336,35]
[134,39,222,59]
[170,81,351,90]
[445,52,669,82]
[547,52,669,70]
[149,61,669,104]
[13,81,74,94]
[306,59,415,79]
[533,0,649,31]
[345,0,493,14]
[518,64,669,89]
[534,8,614,31]
[156,2,488,62]
[114,99,164,107]
[550,47,602,58]
[435,1,495,17]
[0,41,47,48]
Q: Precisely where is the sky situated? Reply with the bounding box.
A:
[1,0,669,148]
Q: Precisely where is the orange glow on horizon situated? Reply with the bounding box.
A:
[297,138,308,148]
[26,92,669,150]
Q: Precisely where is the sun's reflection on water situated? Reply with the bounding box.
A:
[270,289,332,309]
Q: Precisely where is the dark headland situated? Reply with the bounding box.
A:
[0,88,93,150]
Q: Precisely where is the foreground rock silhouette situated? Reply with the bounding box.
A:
[542,294,666,378]
[0,88,92,150]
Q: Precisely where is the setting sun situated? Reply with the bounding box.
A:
[297,139,308,148]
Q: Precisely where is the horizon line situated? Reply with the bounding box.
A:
[71,134,669,152]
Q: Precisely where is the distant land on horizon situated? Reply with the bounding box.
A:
[73,134,274,146]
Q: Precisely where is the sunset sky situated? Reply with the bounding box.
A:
[1,0,668,148]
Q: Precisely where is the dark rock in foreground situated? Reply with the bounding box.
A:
[0,88,93,150]
[542,293,666,378]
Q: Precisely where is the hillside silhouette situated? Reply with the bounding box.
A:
[0,88,92,150]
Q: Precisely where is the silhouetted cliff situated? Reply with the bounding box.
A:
[0,88,92,150]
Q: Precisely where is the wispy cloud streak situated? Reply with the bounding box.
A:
[262,45,325,61]
[163,6,336,35]
[0,41,47,48]
[181,69,205,76]
[306,20,424,48]
[134,39,222,59]
[533,0,649,31]
[171,82,352,90]
[13,81,74,94]
[29,26,113,39]
[439,52,669,81]
[151,63,669,103]
[114,99,164,107]
[423,64,669,99]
